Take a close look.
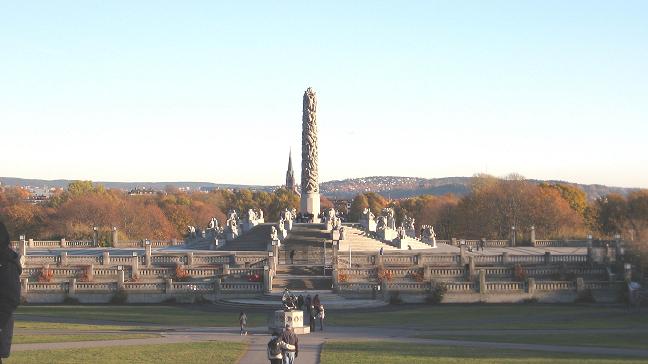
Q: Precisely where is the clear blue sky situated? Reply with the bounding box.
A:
[1,1,647,187]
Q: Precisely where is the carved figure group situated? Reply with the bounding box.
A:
[281,288,298,311]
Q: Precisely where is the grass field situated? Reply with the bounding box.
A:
[5,341,246,364]
[18,304,648,330]
[417,332,648,350]
[16,305,266,327]
[13,333,160,344]
[325,304,648,330]
[15,321,153,331]
[320,341,648,364]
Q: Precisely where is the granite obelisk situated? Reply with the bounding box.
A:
[300,87,320,221]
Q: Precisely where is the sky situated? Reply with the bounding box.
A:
[1,1,647,188]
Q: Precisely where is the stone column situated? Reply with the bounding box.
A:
[166,278,174,294]
[117,270,125,290]
[68,278,76,296]
[530,226,536,246]
[145,244,152,267]
[222,264,230,276]
[93,227,99,247]
[424,266,431,281]
[468,257,475,279]
[186,252,194,267]
[60,251,68,266]
[60,238,66,248]
[576,277,585,294]
[527,278,536,295]
[263,265,272,294]
[102,251,111,266]
[479,269,487,294]
[28,238,34,248]
[111,227,118,246]
[451,238,457,246]
[87,264,94,282]
[502,252,509,265]
[18,238,27,257]
[21,278,28,293]
[544,252,552,265]
[587,234,593,248]
[459,245,467,266]
[300,87,321,220]
[213,278,222,295]
[131,255,139,278]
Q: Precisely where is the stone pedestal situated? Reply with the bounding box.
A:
[378,228,398,242]
[300,192,320,223]
[269,310,310,334]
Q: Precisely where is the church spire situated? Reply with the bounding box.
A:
[286,148,296,192]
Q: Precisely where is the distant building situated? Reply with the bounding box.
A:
[285,150,299,194]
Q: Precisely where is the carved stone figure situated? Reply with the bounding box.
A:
[300,87,320,217]
[281,288,298,311]
[270,226,278,241]
[376,216,387,230]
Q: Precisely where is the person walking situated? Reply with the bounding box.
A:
[379,247,384,256]
[289,250,295,265]
[0,222,21,364]
[308,304,316,332]
[297,294,304,310]
[317,304,325,331]
[267,332,295,364]
[313,294,320,308]
[280,324,299,364]
[239,311,247,335]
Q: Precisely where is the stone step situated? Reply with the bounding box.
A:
[273,277,333,291]
[276,265,326,276]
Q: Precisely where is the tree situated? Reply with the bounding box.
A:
[349,194,369,222]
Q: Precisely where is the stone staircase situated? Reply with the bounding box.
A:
[216,223,275,251]
[273,264,332,291]
[338,227,397,252]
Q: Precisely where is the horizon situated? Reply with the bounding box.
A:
[2,2,647,188]
[1,173,642,190]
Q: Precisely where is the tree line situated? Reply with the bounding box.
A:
[349,174,648,242]
[0,181,300,241]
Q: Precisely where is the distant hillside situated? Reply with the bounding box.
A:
[0,177,276,193]
[319,176,640,200]
[1,176,639,201]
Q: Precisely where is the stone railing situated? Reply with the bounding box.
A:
[219,282,263,292]
[533,240,589,247]
[486,282,524,291]
[535,281,576,291]
[445,282,476,292]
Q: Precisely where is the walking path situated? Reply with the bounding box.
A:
[12,324,648,363]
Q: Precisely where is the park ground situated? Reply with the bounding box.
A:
[5,303,648,363]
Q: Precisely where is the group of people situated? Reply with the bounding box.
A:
[293,293,325,332]
[267,323,299,364]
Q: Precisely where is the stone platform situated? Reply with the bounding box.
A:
[269,310,310,334]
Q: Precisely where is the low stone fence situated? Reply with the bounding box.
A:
[337,279,624,303]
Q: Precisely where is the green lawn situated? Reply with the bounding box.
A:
[15,321,153,331]
[17,305,266,327]
[326,304,648,330]
[5,341,246,364]
[13,333,160,344]
[320,341,648,364]
[418,333,648,350]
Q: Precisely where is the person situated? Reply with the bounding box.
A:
[313,294,320,308]
[289,250,295,265]
[407,245,412,250]
[308,304,316,332]
[297,294,304,310]
[267,332,295,364]
[317,304,325,331]
[239,311,247,335]
[0,222,21,364]
[280,323,299,364]
[379,247,384,256]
